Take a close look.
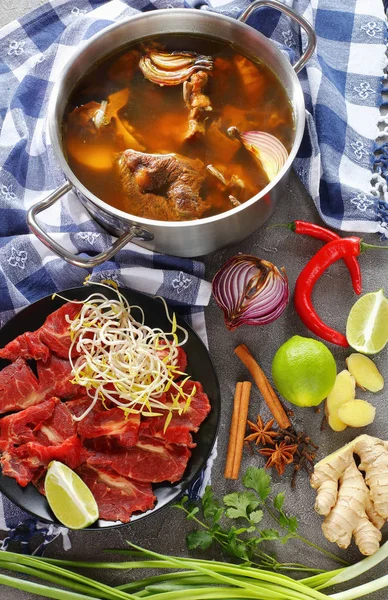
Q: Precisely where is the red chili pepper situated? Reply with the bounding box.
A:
[294,237,366,347]
[287,220,362,295]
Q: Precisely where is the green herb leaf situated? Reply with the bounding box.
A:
[225,538,250,562]
[249,509,264,524]
[242,467,271,501]
[202,486,223,522]
[278,512,298,534]
[224,492,260,521]
[186,530,213,551]
[173,496,188,509]
[280,533,294,545]
[186,507,199,520]
[273,493,285,511]
[234,528,249,535]
[260,528,280,541]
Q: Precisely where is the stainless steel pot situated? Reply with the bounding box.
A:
[27,0,316,268]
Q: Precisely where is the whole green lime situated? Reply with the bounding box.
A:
[272,336,336,407]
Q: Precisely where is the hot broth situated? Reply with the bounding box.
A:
[63,35,294,221]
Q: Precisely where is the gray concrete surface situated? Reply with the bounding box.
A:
[1,3,388,600]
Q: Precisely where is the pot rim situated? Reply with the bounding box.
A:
[48,8,306,230]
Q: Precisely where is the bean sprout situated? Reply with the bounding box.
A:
[56,282,193,422]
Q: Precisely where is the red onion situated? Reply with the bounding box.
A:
[212,254,289,331]
[228,128,288,182]
[139,51,213,86]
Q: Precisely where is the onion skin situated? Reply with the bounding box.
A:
[212,254,289,331]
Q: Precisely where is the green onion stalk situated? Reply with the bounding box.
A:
[1,541,388,600]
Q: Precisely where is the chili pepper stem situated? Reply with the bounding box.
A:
[361,242,388,252]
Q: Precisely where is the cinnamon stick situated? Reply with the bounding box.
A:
[224,382,242,479]
[234,344,291,430]
[232,381,251,479]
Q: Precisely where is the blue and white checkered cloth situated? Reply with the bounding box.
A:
[0,0,387,550]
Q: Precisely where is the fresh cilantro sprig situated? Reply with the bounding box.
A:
[174,467,348,573]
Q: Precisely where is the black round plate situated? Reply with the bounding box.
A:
[0,286,220,528]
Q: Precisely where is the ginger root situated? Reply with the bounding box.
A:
[337,399,376,428]
[346,354,384,393]
[311,435,388,556]
[325,370,355,432]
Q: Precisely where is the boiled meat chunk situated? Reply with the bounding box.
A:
[184,71,212,140]
[118,149,209,220]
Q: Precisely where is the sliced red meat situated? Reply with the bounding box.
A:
[175,346,188,373]
[1,452,37,488]
[34,401,76,446]
[0,398,58,452]
[157,344,188,377]
[0,331,49,362]
[0,352,83,416]
[82,437,123,453]
[77,408,140,447]
[0,302,80,362]
[67,397,140,449]
[39,302,80,358]
[87,434,191,483]
[65,396,91,418]
[1,435,88,487]
[140,421,194,447]
[0,358,43,415]
[142,380,210,445]
[37,354,82,400]
[77,465,156,523]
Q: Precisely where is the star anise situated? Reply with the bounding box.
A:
[245,416,278,446]
[276,427,318,486]
[259,441,298,476]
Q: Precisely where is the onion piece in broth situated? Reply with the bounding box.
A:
[228,127,288,183]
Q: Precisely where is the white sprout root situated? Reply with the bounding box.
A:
[59,283,193,422]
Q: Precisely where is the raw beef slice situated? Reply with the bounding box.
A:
[156,344,188,377]
[37,354,82,400]
[0,358,43,414]
[141,380,210,445]
[34,400,76,446]
[0,397,58,451]
[87,434,191,483]
[77,465,156,523]
[0,302,80,362]
[67,397,140,449]
[1,435,88,487]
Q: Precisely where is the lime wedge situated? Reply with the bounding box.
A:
[346,289,388,354]
[45,461,99,529]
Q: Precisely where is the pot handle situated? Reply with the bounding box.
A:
[27,181,153,269]
[238,0,316,74]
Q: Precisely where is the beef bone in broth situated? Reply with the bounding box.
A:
[63,34,294,221]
